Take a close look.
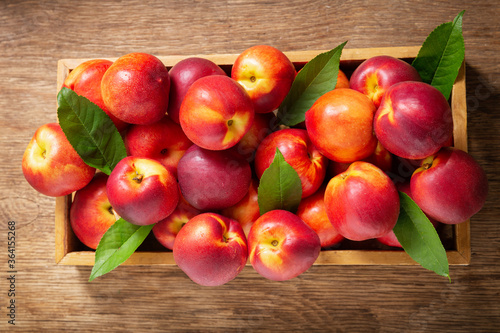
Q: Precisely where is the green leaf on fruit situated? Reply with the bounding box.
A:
[393,192,450,280]
[89,219,153,282]
[277,41,347,126]
[57,87,127,175]
[257,148,302,215]
[412,10,465,100]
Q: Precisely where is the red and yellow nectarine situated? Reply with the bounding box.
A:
[101,53,170,125]
[325,161,400,241]
[22,123,95,197]
[179,75,254,151]
[173,212,248,286]
[305,88,377,163]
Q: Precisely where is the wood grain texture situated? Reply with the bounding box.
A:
[1,0,499,332]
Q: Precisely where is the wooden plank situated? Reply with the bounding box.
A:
[449,61,471,264]
[452,61,468,152]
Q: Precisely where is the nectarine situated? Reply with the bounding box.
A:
[305,88,377,163]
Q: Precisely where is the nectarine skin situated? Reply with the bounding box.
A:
[152,189,201,250]
[179,75,254,151]
[70,173,117,250]
[296,186,344,248]
[124,116,193,177]
[22,123,95,197]
[220,178,261,237]
[349,55,422,108]
[327,140,393,178]
[234,112,278,162]
[410,147,488,225]
[248,210,321,281]
[106,156,179,226]
[374,81,453,160]
[305,88,378,163]
[101,53,170,125]
[325,161,400,241]
[231,45,296,114]
[177,145,252,211]
[173,213,248,286]
[167,57,227,124]
[254,128,328,198]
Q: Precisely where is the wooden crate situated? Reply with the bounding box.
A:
[55,46,470,266]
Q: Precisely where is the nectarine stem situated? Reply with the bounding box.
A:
[227,119,233,127]
[132,172,144,183]
[421,156,435,170]
[271,240,278,247]
[108,206,120,221]
[250,76,256,83]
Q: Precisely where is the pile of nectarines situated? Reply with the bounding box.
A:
[22,45,488,286]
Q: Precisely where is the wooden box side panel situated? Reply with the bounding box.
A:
[55,46,470,266]
[55,195,74,263]
[450,61,471,263]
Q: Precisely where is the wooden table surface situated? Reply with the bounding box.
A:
[1,1,499,332]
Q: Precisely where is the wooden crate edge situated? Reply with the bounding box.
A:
[56,46,423,69]
[57,248,470,266]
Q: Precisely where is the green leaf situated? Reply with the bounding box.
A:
[57,87,127,175]
[412,10,465,100]
[257,148,302,215]
[89,219,153,281]
[393,192,450,280]
[277,41,347,126]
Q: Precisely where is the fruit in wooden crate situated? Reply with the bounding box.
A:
[231,45,296,114]
[254,128,328,198]
[374,81,453,159]
[70,173,117,250]
[179,75,254,150]
[173,212,248,286]
[349,55,422,108]
[106,156,179,226]
[325,161,400,241]
[101,52,170,125]
[177,144,252,211]
[46,29,483,278]
[22,122,95,197]
[248,210,321,281]
[305,88,377,163]
[167,57,227,124]
[410,147,488,225]
[296,186,344,248]
[62,59,129,131]
[124,116,193,177]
